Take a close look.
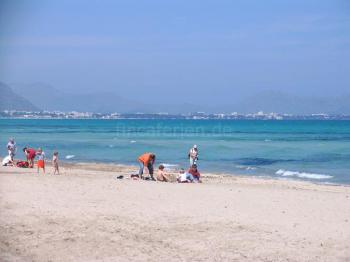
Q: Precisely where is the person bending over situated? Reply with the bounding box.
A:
[138,153,156,180]
[23,147,36,168]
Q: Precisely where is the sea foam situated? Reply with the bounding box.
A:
[276,169,333,180]
[65,155,75,159]
[235,165,257,171]
[160,163,178,171]
[161,163,178,168]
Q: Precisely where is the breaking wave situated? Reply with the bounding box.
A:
[276,169,333,180]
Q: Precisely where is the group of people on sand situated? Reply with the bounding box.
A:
[4,138,201,183]
[137,144,201,183]
[2,138,60,175]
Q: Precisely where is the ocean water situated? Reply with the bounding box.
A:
[1,119,350,184]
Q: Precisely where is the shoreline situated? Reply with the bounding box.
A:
[16,158,350,190]
[2,117,350,121]
[59,159,350,188]
[3,157,349,188]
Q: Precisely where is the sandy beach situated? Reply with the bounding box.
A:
[1,162,350,262]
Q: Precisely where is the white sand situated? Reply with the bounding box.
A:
[1,162,350,261]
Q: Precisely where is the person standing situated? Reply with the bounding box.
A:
[7,138,17,162]
[138,153,156,180]
[188,145,199,166]
[53,151,60,175]
[36,147,46,174]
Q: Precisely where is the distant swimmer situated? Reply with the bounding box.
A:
[138,153,156,180]
[188,144,199,166]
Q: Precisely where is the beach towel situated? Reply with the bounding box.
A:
[16,161,29,168]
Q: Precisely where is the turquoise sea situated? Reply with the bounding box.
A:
[1,119,350,184]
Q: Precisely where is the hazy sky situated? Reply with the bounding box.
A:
[1,0,349,103]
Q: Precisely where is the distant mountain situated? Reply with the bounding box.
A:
[10,82,206,113]
[10,82,63,111]
[220,90,350,115]
[10,82,147,113]
[7,83,350,114]
[0,82,40,111]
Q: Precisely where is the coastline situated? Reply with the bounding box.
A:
[53,160,350,188]
[2,157,349,187]
[2,119,350,184]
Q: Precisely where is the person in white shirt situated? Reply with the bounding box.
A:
[2,155,14,166]
[7,138,17,162]
[188,145,199,166]
[177,168,194,183]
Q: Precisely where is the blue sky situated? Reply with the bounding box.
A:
[0,0,349,103]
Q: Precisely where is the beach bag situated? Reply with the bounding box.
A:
[16,161,29,168]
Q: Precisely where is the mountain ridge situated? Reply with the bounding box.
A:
[0,82,40,111]
[4,82,350,114]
